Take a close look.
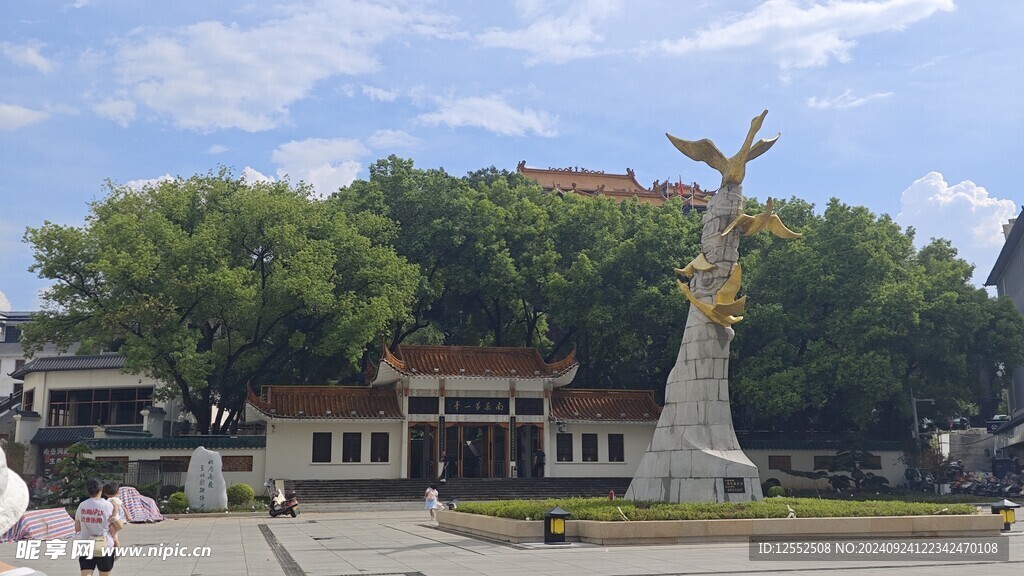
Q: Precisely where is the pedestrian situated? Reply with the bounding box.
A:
[74,478,116,576]
[102,482,125,549]
[533,449,545,478]
[424,484,439,522]
[438,451,448,483]
[0,445,47,575]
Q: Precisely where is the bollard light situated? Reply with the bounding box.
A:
[989,499,1020,532]
[543,506,571,545]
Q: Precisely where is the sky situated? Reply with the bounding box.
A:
[1,0,1022,311]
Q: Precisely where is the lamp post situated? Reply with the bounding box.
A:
[911,393,934,441]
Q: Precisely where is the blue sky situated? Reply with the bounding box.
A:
[1,0,1021,310]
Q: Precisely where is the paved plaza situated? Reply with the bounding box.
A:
[0,510,1022,576]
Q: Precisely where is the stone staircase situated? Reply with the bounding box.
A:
[285,477,632,504]
[948,428,996,473]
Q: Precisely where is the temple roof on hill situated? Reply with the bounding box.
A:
[248,385,404,419]
[517,161,710,209]
[550,389,661,422]
[518,161,668,205]
[368,344,578,386]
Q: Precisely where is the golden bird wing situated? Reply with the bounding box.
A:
[666,134,729,176]
[746,133,780,162]
[721,213,754,237]
[715,295,747,316]
[716,263,743,303]
[677,253,716,278]
[765,214,802,239]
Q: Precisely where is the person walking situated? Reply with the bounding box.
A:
[424,484,439,522]
[75,478,115,576]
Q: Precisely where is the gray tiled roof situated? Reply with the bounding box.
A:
[83,435,266,450]
[10,354,126,380]
[31,426,95,445]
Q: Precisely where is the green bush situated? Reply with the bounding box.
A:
[227,483,255,505]
[160,484,181,499]
[164,492,189,514]
[767,486,786,498]
[138,481,160,500]
[454,497,975,521]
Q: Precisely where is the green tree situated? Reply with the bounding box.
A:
[23,170,417,434]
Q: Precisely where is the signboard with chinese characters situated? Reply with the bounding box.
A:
[444,397,509,415]
[723,477,745,493]
[41,445,69,475]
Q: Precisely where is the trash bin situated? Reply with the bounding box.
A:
[543,506,571,545]
[990,499,1020,532]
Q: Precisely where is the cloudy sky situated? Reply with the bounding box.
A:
[1,0,1021,310]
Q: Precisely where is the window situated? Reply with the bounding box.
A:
[862,455,882,470]
[312,432,332,463]
[407,397,439,414]
[14,359,25,372]
[608,434,624,462]
[95,457,129,473]
[342,432,362,462]
[813,456,835,470]
[370,432,389,462]
[556,433,573,462]
[581,433,598,462]
[3,326,20,343]
[514,398,544,415]
[46,387,153,426]
[160,456,191,472]
[22,390,33,413]
[222,456,254,472]
[768,455,791,470]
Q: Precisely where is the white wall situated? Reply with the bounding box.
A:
[547,423,655,478]
[265,420,404,481]
[86,447,267,492]
[747,449,904,490]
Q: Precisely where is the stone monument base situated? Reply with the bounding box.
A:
[625,448,762,502]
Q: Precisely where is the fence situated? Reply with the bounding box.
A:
[111,460,187,494]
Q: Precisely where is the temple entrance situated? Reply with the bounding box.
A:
[443,424,507,478]
[408,424,436,479]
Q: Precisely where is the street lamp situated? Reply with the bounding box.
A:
[911,393,934,440]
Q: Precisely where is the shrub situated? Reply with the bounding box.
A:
[454,497,975,521]
[227,483,255,505]
[164,492,189,513]
[767,486,786,498]
[160,484,181,499]
[138,481,160,499]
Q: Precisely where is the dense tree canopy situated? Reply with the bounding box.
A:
[21,159,1023,440]
[23,171,417,434]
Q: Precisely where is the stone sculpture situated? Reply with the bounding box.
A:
[625,110,800,503]
[185,446,228,511]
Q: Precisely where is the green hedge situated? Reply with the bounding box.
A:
[453,497,976,521]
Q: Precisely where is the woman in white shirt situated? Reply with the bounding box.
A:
[74,478,115,576]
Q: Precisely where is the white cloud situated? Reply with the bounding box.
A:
[477,0,621,65]
[361,85,398,102]
[897,172,1017,284]
[419,95,557,137]
[0,103,50,130]
[124,173,176,190]
[655,0,954,69]
[367,129,418,149]
[807,89,892,109]
[0,41,54,73]
[92,99,137,127]
[0,290,11,312]
[112,1,455,131]
[241,166,275,185]
[271,138,371,198]
[207,144,229,155]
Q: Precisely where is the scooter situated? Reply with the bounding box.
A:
[268,488,299,517]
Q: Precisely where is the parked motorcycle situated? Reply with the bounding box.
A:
[268,488,299,518]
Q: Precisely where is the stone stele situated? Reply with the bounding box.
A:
[185,446,228,511]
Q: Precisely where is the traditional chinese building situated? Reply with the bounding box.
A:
[516,160,710,210]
